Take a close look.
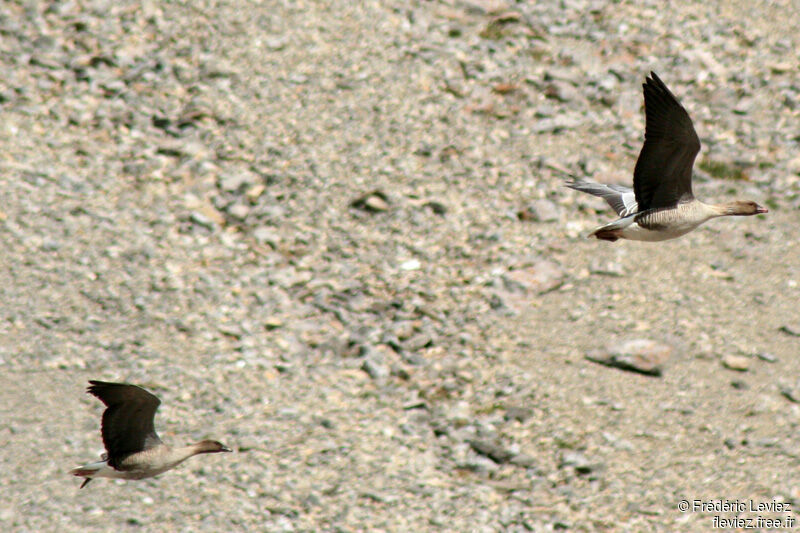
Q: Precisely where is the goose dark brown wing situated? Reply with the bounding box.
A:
[633,72,701,211]
[87,381,163,468]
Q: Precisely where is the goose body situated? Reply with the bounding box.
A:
[71,443,227,484]
[567,72,766,242]
[71,381,230,488]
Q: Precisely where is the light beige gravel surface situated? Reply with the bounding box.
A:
[1,0,799,531]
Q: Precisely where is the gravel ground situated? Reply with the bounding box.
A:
[1,0,799,531]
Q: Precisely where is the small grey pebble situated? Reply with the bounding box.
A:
[469,439,514,464]
[504,406,533,422]
[227,203,250,220]
[757,352,778,363]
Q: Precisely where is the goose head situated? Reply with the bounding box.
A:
[723,200,768,216]
[193,440,232,454]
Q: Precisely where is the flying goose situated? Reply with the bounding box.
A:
[567,72,767,241]
[71,380,231,489]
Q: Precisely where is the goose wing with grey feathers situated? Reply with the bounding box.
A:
[565,178,638,217]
